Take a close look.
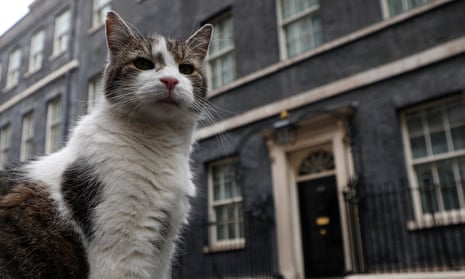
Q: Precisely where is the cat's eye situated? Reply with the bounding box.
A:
[133,58,155,70]
[179,63,195,75]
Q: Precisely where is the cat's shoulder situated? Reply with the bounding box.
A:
[0,170,37,207]
[0,169,89,278]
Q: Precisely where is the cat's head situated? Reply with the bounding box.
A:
[103,11,212,121]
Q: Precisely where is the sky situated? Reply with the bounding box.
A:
[0,0,35,36]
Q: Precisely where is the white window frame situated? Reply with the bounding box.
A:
[277,0,322,59]
[0,124,11,168]
[207,12,236,90]
[92,0,111,28]
[88,74,103,113]
[28,30,45,73]
[45,97,62,154]
[6,48,21,89]
[53,10,71,56]
[20,111,35,161]
[206,157,245,252]
[381,0,434,18]
[402,96,465,229]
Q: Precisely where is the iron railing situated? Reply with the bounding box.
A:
[172,207,279,279]
[349,179,465,274]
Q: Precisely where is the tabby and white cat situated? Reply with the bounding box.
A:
[0,11,212,279]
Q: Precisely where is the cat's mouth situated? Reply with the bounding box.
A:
[157,97,179,106]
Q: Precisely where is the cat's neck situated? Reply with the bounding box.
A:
[77,99,198,155]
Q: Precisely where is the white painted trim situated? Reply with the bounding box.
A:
[266,117,356,279]
[196,35,465,141]
[208,0,454,98]
[0,60,79,114]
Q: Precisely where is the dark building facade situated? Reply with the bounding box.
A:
[1,0,465,278]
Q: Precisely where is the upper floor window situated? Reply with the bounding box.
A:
[45,97,62,154]
[93,0,111,28]
[0,124,11,168]
[402,96,465,216]
[278,0,323,58]
[208,158,244,249]
[382,0,434,18]
[20,111,35,161]
[6,48,21,88]
[88,74,103,113]
[207,13,236,90]
[53,10,71,56]
[29,30,45,73]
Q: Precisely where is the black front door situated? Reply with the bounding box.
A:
[298,175,345,278]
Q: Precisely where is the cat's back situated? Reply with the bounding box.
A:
[0,170,88,279]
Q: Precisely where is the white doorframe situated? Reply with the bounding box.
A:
[266,115,355,279]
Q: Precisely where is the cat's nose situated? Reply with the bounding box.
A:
[160,77,179,91]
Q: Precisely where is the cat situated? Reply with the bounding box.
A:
[0,11,212,279]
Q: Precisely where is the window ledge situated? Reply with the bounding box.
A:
[88,23,105,35]
[407,210,465,230]
[2,84,17,93]
[49,51,66,62]
[24,69,41,78]
[203,239,245,254]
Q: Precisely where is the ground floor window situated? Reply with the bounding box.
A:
[402,96,465,214]
[207,158,244,249]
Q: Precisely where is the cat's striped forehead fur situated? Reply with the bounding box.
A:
[104,11,212,120]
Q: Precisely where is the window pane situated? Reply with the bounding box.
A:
[415,164,437,213]
[217,223,225,241]
[410,136,427,158]
[228,222,236,239]
[212,165,222,201]
[426,107,443,131]
[459,156,465,182]
[281,0,318,20]
[430,131,448,154]
[220,53,235,85]
[451,126,465,151]
[446,102,465,125]
[312,15,323,47]
[223,166,235,199]
[215,205,225,223]
[437,160,460,210]
[285,16,313,57]
[387,0,405,16]
[406,112,423,135]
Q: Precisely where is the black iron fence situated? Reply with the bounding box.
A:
[173,180,465,278]
[347,179,465,274]
[172,208,280,279]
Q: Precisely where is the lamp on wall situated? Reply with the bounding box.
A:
[273,110,297,145]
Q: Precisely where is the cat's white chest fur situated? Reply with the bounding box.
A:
[77,111,195,279]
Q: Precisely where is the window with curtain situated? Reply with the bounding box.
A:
[53,10,71,56]
[29,30,45,73]
[207,13,236,90]
[279,0,323,58]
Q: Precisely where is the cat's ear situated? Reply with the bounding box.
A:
[105,11,135,53]
[186,24,213,60]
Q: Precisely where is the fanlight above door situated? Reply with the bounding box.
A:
[298,150,335,176]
